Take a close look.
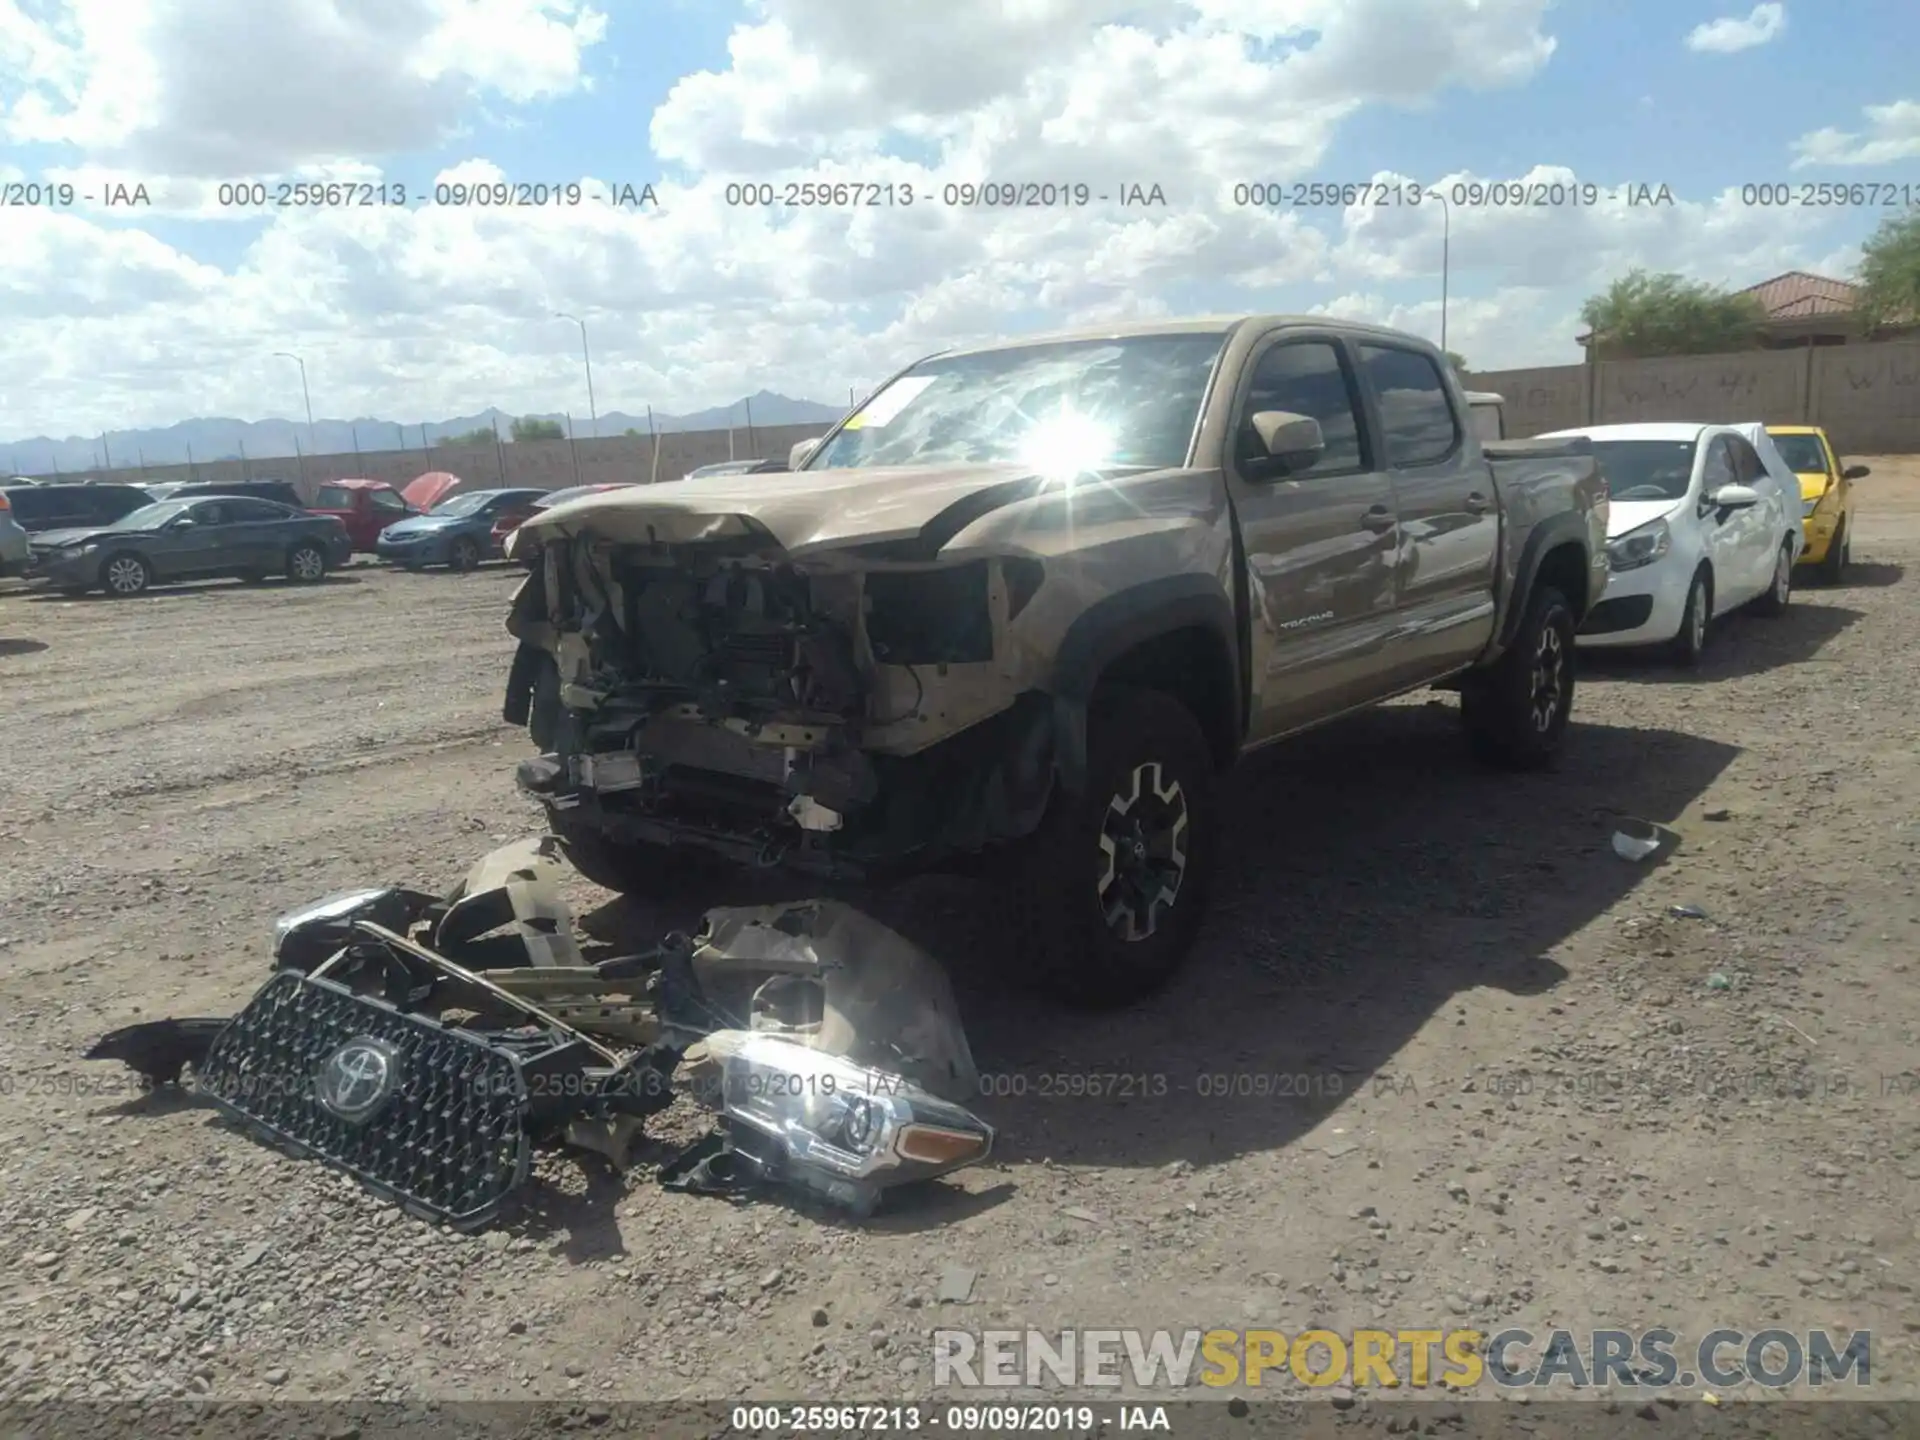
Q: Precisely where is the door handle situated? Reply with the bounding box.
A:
[1464,492,1489,513]
[1359,506,1395,533]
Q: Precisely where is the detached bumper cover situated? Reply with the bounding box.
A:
[196,968,577,1230]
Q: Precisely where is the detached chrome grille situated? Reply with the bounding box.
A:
[197,970,549,1229]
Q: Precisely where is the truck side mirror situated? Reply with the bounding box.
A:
[1842,464,1869,480]
[790,438,821,470]
[1249,411,1325,474]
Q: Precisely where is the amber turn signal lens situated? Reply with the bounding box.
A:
[895,1125,989,1165]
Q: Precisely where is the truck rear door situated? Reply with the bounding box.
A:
[1223,331,1402,742]
[1353,342,1499,683]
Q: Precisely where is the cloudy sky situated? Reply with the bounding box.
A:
[1,0,1917,441]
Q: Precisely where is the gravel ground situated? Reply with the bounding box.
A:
[3,465,1919,1412]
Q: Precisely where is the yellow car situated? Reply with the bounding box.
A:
[1765,424,1867,583]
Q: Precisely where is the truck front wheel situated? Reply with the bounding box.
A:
[1461,584,1576,770]
[1008,686,1217,1008]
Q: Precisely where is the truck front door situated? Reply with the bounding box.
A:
[1225,332,1402,742]
[1354,342,1499,683]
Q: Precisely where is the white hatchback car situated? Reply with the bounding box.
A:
[1537,422,1805,665]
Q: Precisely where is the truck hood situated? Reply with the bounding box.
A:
[517,461,1046,557]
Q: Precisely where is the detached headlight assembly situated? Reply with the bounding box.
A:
[698,1031,994,1214]
[1606,517,1671,572]
[271,887,435,971]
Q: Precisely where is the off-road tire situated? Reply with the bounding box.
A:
[101,552,151,598]
[286,543,328,584]
[1751,538,1792,616]
[546,805,727,896]
[1460,584,1575,770]
[1816,520,1848,585]
[448,536,481,572]
[1006,686,1217,1009]
[1667,567,1712,668]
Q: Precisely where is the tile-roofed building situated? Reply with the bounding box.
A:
[1577,270,1915,353]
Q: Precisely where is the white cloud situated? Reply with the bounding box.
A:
[651,0,1557,181]
[1790,100,1920,168]
[0,0,607,172]
[1683,3,1785,53]
[0,0,1874,440]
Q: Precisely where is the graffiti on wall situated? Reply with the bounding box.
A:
[1836,353,1920,391]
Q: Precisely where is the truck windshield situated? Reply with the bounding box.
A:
[1585,440,1699,501]
[808,334,1227,475]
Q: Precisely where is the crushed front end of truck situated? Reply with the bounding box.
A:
[500,489,1071,882]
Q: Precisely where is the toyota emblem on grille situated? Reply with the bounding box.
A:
[316,1037,400,1123]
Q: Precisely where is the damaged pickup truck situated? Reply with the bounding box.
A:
[502,316,1610,1005]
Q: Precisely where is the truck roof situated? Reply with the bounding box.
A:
[933,314,1443,359]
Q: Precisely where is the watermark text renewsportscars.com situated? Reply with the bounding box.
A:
[932,1327,1871,1391]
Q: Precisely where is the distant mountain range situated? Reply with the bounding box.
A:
[0,390,846,475]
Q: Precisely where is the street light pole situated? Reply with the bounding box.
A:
[1425,190,1452,355]
[554,313,597,437]
[274,352,316,454]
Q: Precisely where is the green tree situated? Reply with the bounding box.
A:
[448,427,494,445]
[624,427,643,437]
[1578,269,1767,360]
[510,416,565,441]
[1855,206,1920,335]
[1444,350,1470,374]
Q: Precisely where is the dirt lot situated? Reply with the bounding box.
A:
[3,466,1920,1412]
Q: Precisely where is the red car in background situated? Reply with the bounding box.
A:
[307,479,419,553]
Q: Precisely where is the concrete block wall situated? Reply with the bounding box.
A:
[1468,337,1920,456]
[51,422,833,501]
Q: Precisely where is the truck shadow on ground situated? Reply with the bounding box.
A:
[582,701,1739,1179]
[0,637,48,656]
[1578,601,1861,684]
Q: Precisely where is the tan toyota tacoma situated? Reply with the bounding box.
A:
[501,316,1609,1006]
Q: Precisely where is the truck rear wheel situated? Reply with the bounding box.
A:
[1461,584,1575,770]
[1008,686,1217,1008]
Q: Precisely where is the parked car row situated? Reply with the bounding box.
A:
[0,472,657,595]
[1541,420,1866,666]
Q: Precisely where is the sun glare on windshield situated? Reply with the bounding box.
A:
[1019,407,1113,481]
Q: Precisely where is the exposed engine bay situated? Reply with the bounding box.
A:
[504,534,1057,876]
[84,837,995,1230]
